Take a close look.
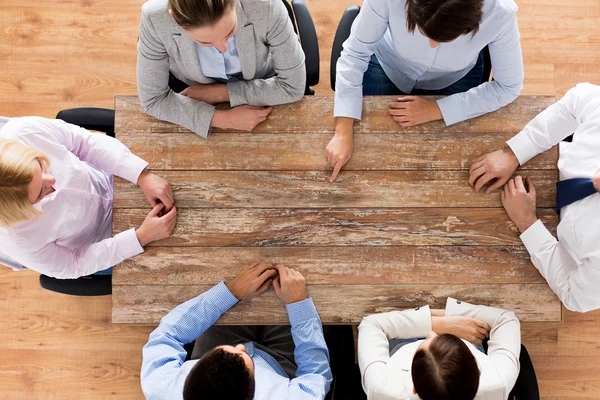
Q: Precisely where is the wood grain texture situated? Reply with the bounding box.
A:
[112,283,561,324]
[114,170,558,208]
[118,130,558,171]
[113,208,558,247]
[114,246,548,285]
[114,95,557,135]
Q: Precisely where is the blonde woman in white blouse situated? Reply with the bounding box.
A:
[0,116,177,279]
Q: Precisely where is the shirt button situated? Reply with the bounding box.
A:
[457,300,462,304]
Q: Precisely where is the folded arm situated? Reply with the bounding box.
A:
[227,0,305,107]
[141,282,239,398]
[137,8,216,138]
[286,298,333,399]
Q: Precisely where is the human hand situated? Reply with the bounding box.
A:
[501,176,537,233]
[388,96,443,127]
[272,264,308,304]
[433,316,490,344]
[137,170,174,211]
[227,263,278,300]
[136,204,177,246]
[593,170,600,192]
[180,84,229,105]
[469,148,520,194]
[211,106,273,131]
[326,117,354,182]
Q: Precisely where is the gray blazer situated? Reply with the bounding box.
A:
[137,0,306,138]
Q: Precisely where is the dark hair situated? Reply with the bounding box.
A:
[183,347,255,400]
[169,0,235,28]
[411,334,480,400]
[405,0,484,43]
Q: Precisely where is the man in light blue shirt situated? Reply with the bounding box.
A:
[326,0,524,182]
[141,263,332,400]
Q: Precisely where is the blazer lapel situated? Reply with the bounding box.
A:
[173,27,209,83]
[234,0,256,80]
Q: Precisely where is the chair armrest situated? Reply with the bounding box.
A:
[55,108,115,138]
[292,0,320,88]
[330,5,360,91]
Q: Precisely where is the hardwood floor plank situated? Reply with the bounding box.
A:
[113,170,558,208]
[117,130,558,171]
[113,208,558,247]
[115,95,557,135]
[112,283,561,324]
[114,246,547,285]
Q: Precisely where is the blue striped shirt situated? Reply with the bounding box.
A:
[141,282,332,399]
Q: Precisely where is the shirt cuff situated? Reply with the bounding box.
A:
[506,131,539,165]
[227,81,245,108]
[436,96,464,126]
[118,153,150,184]
[114,228,145,260]
[444,297,473,316]
[519,219,557,255]
[209,281,240,313]
[333,91,363,121]
[286,298,319,325]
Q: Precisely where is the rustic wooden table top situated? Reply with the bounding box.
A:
[112,95,561,325]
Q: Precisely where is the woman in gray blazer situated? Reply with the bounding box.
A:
[137,0,306,138]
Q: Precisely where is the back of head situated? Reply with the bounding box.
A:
[0,138,49,228]
[405,0,484,43]
[168,0,235,28]
[183,347,255,400]
[411,334,480,400]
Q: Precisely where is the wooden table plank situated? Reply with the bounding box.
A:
[117,131,558,171]
[113,208,558,247]
[112,284,561,324]
[113,246,549,286]
[115,95,556,135]
[114,170,557,208]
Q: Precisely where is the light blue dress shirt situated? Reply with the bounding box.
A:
[141,282,333,400]
[195,37,242,81]
[334,0,524,125]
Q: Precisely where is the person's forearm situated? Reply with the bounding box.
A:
[335,117,354,137]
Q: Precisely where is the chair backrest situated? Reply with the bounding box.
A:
[283,0,320,94]
[330,5,361,91]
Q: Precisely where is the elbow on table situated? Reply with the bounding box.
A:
[495,79,523,107]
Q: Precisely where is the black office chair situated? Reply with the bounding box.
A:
[38,107,116,297]
[183,325,354,399]
[284,0,320,95]
[329,5,492,90]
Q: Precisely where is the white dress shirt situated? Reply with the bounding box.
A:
[507,82,600,312]
[0,117,148,279]
[358,299,521,400]
[334,0,524,125]
[195,37,242,81]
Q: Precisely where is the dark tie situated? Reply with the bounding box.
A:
[556,178,597,212]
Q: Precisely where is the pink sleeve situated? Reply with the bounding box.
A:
[10,228,144,279]
[19,117,148,184]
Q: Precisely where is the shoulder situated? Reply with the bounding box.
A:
[487,0,518,18]
[238,0,284,22]
[141,0,173,30]
[1,116,57,141]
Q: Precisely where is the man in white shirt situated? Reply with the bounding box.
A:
[358,299,520,400]
[469,82,600,312]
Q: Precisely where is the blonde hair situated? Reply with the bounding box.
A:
[0,138,50,227]
[169,0,234,28]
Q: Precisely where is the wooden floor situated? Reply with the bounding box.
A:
[1,0,600,399]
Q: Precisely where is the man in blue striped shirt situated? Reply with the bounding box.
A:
[141,263,332,400]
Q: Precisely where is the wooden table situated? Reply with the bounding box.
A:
[112,95,561,324]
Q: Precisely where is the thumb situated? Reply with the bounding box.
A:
[148,203,165,217]
[526,176,536,196]
[272,276,281,294]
